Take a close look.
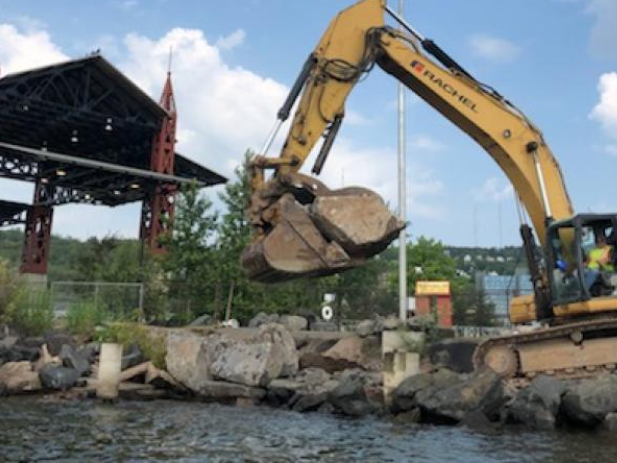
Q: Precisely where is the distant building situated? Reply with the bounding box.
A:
[475,270,534,325]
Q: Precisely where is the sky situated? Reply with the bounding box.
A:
[0,0,616,247]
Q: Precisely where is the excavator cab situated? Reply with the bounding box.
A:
[547,214,617,306]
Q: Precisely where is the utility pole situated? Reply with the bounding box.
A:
[397,0,408,322]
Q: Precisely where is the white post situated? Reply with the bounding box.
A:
[97,343,123,400]
[397,0,408,323]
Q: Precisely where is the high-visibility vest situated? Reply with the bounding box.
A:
[588,246,614,272]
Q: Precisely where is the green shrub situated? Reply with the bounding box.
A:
[65,301,110,338]
[10,290,54,337]
[0,259,23,325]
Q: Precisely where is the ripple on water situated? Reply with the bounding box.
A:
[0,397,616,462]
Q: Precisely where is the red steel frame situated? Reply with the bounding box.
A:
[140,73,178,254]
[20,181,53,274]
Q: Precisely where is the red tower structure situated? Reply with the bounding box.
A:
[140,72,178,254]
[20,181,53,275]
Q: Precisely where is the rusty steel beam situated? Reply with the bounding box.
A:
[140,73,178,254]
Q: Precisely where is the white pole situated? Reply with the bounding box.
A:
[397,0,408,323]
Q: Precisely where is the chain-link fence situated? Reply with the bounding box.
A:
[49,281,144,318]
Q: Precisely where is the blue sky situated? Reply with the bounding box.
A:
[0,0,616,247]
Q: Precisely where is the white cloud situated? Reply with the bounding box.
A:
[590,72,617,156]
[119,27,288,179]
[474,178,514,202]
[0,23,68,74]
[469,34,521,63]
[591,72,617,137]
[215,29,246,51]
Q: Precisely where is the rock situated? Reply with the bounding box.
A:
[257,323,298,378]
[428,339,481,374]
[459,409,497,431]
[562,375,617,426]
[509,375,566,430]
[322,335,382,371]
[603,413,617,431]
[121,344,146,370]
[248,312,280,328]
[44,332,73,357]
[279,315,308,332]
[197,380,266,401]
[0,336,19,350]
[383,316,401,331]
[190,314,213,326]
[310,320,338,332]
[391,372,435,413]
[416,368,505,423]
[166,332,213,392]
[60,344,90,376]
[0,361,41,393]
[39,365,80,391]
[18,337,45,350]
[391,369,462,414]
[34,344,61,371]
[210,324,298,388]
[392,408,422,424]
[355,320,377,338]
[328,369,381,417]
[0,345,39,363]
[210,342,284,387]
[268,368,339,411]
[299,352,358,374]
[81,343,100,363]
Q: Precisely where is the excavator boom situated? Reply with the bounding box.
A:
[242,0,572,285]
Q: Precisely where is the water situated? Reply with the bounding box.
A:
[0,397,616,462]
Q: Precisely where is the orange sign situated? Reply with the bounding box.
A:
[415,281,451,296]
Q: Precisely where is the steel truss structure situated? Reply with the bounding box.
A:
[0,54,226,274]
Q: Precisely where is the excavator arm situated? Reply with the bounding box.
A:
[242,0,574,286]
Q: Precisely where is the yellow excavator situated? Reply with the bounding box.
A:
[241,0,617,379]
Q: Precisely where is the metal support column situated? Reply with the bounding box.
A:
[20,181,53,275]
[140,72,178,254]
[397,0,408,322]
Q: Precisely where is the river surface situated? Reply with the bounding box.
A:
[0,397,616,462]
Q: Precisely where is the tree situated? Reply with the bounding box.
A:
[161,181,219,319]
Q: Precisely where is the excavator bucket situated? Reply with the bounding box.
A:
[241,188,404,283]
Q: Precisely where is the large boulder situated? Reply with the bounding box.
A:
[38,365,79,391]
[415,368,505,423]
[257,323,298,378]
[391,368,461,414]
[165,332,214,392]
[59,344,90,376]
[210,341,285,387]
[279,315,308,332]
[355,319,383,338]
[211,324,298,387]
[428,339,480,374]
[509,375,566,430]
[248,312,280,328]
[44,332,74,357]
[562,375,617,426]
[0,361,41,394]
[328,369,382,417]
[268,368,339,411]
[322,335,382,371]
[299,352,358,374]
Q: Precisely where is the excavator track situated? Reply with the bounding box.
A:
[474,317,617,382]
